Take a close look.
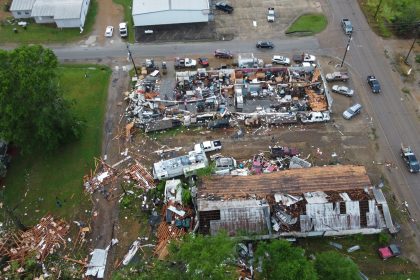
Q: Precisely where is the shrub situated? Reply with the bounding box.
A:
[378,232,391,246]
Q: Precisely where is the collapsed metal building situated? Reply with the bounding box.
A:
[197,165,397,237]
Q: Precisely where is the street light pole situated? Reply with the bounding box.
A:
[340,34,352,68]
[374,0,383,19]
[127,44,139,78]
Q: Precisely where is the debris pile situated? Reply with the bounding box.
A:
[0,214,69,263]
[83,159,117,194]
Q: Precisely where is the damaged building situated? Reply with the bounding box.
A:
[197,165,397,237]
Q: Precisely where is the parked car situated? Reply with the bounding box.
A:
[300,111,331,123]
[342,103,362,119]
[215,2,233,14]
[174,57,197,69]
[367,75,381,93]
[269,146,298,158]
[331,85,354,97]
[378,244,401,260]
[400,144,420,173]
[214,49,233,59]
[256,41,274,48]
[119,22,128,37]
[271,55,290,65]
[341,18,353,35]
[267,8,275,22]
[326,72,349,82]
[104,26,114,37]
[198,57,209,67]
[195,140,222,153]
[293,53,316,63]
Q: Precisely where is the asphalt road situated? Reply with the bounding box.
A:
[319,0,420,249]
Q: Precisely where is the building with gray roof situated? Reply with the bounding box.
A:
[132,0,209,27]
[10,0,90,28]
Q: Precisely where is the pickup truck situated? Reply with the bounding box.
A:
[341,19,353,35]
[401,144,420,173]
[174,57,197,69]
[292,53,316,63]
[378,244,401,260]
[195,140,222,153]
[267,8,275,22]
[367,75,381,93]
[326,72,349,82]
[215,2,233,14]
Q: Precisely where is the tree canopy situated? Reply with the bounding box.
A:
[0,45,82,153]
[255,239,317,280]
[314,251,359,280]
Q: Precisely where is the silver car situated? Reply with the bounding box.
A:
[343,103,362,119]
[332,85,354,97]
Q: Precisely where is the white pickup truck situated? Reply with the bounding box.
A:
[194,140,222,153]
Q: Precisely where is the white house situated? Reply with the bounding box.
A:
[9,0,36,19]
[10,0,90,28]
[132,0,209,27]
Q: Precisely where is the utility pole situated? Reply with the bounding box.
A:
[374,0,383,19]
[127,44,139,78]
[404,25,418,64]
[340,34,352,68]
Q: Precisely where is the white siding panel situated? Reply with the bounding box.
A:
[133,10,208,26]
[11,10,32,19]
[56,18,81,28]
[34,16,54,24]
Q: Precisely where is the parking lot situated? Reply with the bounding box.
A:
[135,0,321,42]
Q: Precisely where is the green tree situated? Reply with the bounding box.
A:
[391,2,419,37]
[169,232,238,280]
[0,45,83,153]
[255,239,317,280]
[314,251,359,280]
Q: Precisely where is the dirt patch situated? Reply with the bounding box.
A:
[92,0,124,45]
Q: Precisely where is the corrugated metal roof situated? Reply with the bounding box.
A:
[199,165,371,199]
[133,0,208,15]
[31,0,84,19]
[10,0,36,11]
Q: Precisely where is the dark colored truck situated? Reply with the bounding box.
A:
[208,117,230,129]
[401,144,420,173]
[215,2,234,14]
[367,75,381,93]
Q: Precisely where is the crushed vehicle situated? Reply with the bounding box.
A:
[194,140,222,153]
[215,2,234,14]
[326,72,349,82]
[367,75,381,93]
[119,22,128,37]
[208,117,230,129]
[174,57,197,69]
[198,57,209,67]
[331,85,354,97]
[214,157,237,175]
[343,103,362,120]
[214,49,233,59]
[269,146,299,158]
[378,244,401,260]
[293,53,316,63]
[400,144,420,173]
[271,55,290,65]
[341,18,353,35]
[267,8,275,22]
[300,111,331,123]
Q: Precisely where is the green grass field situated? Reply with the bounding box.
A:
[300,235,419,279]
[113,0,135,42]
[0,0,97,44]
[3,64,110,225]
[286,13,328,36]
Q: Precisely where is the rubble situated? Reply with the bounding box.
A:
[0,214,69,263]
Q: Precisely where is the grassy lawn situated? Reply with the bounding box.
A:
[286,13,328,36]
[113,0,135,42]
[3,64,111,226]
[358,0,392,38]
[299,235,419,279]
[0,0,97,44]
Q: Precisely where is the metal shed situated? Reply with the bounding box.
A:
[132,0,210,27]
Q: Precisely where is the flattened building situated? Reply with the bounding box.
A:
[132,0,210,27]
[197,165,397,237]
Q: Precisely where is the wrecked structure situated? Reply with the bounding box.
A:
[153,148,208,180]
[197,165,397,237]
[124,56,333,133]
